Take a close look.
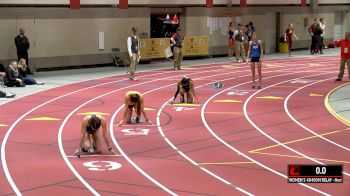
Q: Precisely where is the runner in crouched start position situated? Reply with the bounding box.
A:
[170,76,199,105]
[73,115,116,157]
[118,91,152,126]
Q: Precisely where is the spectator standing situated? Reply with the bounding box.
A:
[335,32,350,81]
[228,22,235,60]
[234,23,246,62]
[15,28,32,74]
[127,27,141,81]
[171,28,184,71]
[308,18,318,55]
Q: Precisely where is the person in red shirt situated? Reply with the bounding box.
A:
[284,23,299,57]
[335,32,350,81]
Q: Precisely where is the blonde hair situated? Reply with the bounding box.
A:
[18,58,26,69]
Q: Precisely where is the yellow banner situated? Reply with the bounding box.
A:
[140,38,169,59]
[183,36,209,56]
[139,36,209,59]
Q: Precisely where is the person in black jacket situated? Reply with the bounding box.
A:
[15,28,32,74]
[0,72,15,98]
[4,61,25,87]
[314,23,323,55]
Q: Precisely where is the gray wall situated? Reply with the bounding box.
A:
[183,6,348,56]
[0,8,150,70]
[0,5,349,71]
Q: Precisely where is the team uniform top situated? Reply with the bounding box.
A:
[250,41,261,58]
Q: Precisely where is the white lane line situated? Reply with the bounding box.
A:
[1,57,337,195]
[202,69,337,195]
[1,67,206,195]
[62,64,257,195]
[111,69,272,196]
[284,78,350,176]
[0,59,239,107]
[67,155,122,158]
[156,67,336,194]
[108,60,321,195]
[242,73,340,194]
[1,61,242,195]
[114,124,159,127]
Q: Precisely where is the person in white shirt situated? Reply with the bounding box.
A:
[127,27,141,81]
[233,24,246,63]
[319,18,326,53]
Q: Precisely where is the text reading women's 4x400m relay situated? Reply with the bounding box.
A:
[288,165,343,183]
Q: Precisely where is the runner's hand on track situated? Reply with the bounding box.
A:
[73,149,81,157]
[109,149,117,155]
[117,120,124,126]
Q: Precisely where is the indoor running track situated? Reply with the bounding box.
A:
[0,55,349,196]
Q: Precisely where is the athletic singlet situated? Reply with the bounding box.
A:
[182,83,190,92]
[286,28,293,40]
[228,30,234,39]
[182,78,192,92]
[250,41,261,58]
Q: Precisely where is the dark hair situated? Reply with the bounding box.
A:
[130,94,141,116]
[130,94,139,103]
[132,26,137,32]
[249,22,253,26]
[181,77,189,85]
[86,115,101,134]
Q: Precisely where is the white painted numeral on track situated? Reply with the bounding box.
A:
[83,161,122,171]
[121,128,150,135]
[175,107,195,112]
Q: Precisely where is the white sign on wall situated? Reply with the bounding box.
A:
[99,32,104,50]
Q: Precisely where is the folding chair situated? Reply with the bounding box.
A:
[111,48,122,67]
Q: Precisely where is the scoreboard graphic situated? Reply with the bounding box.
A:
[288,165,343,183]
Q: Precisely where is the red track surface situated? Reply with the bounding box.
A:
[0,56,349,195]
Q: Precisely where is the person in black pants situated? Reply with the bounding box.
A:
[308,18,318,55]
[314,23,323,55]
[4,61,25,87]
[15,28,32,74]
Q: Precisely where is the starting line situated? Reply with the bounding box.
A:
[113,124,158,127]
[67,154,122,158]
